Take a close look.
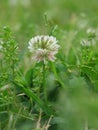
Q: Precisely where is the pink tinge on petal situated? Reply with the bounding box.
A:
[28,35,60,63]
[48,52,56,61]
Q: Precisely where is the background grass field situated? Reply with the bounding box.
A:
[0,0,98,130]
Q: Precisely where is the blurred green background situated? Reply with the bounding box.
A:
[0,0,98,43]
[0,0,98,130]
[0,0,98,65]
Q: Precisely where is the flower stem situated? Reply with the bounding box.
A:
[42,62,47,102]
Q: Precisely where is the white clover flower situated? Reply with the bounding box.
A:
[28,35,60,63]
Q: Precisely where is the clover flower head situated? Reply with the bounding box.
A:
[28,35,60,63]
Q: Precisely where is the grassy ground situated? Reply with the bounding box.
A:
[0,0,98,130]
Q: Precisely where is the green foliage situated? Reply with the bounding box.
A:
[0,26,18,86]
[0,0,98,130]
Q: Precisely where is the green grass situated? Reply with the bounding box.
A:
[0,0,98,130]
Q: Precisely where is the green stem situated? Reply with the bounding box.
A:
[87,51,93,63]
[12,59,15,80]
[51,62,65,89]
[42,62,47,102]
